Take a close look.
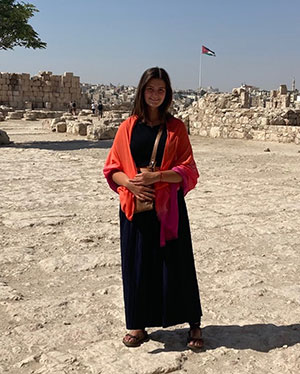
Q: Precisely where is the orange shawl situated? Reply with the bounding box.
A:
[103,115,199,246]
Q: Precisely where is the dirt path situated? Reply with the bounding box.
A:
[1,120,300,374]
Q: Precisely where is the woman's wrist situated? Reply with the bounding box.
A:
[157,171,163,183]
[155,170,182,184]
[124,178,131,189]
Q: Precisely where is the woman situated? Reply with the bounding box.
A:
[103,67,203,350]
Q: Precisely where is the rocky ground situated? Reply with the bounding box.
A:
[1,120,300,374]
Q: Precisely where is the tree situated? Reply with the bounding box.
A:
[0,0,46,50]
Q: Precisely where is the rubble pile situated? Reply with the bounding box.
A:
[181,86,300,144]
[42,110,130,139]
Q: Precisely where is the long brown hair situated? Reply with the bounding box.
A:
[132,67,173,122]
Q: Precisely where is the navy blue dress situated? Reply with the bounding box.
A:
[120,121,202,329]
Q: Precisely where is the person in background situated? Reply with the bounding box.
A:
[91,102,96,114]
[97,101,103,118]
[103,67,203,350]
[72,101,77,116]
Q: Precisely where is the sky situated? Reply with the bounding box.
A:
[1,0,300,92]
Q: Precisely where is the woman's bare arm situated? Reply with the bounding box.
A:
[129,170,182,186]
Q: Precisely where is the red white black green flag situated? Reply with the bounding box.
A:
[202,45,216,56]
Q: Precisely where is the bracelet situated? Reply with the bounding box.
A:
[159,171,163,182]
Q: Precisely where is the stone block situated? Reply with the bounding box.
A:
[209,126,220,138]
[6,111,24,119]
[23,112,37,120]
[32,80,41,87]
[241,116,249,124]
[252,130,266,141]
[21,73,30,80]
[279,85,287,95]
[75,122,90,135]
[43,93,51,101]
[261,117,270,126]
[56,122,67,132]
[72,77,80,86]
[44,85,51,93]
[70,87,79,94]
[51,75,60,82]
[24,101,32,109]
[87,124,118,140]
[268,133,279,142]
[199,129,208,137]
[63,72,73,78]
[0,129,11,144]
[280,96,290,108]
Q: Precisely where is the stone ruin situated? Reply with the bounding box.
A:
[231,84,299,110]
[0,106,65,121]
[0,71,88,111]
[42,110,130,140]
[2,72,300,146]
[179,86,300,145]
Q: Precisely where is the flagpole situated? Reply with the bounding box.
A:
[198,48,202,90]
[199,45,216,91]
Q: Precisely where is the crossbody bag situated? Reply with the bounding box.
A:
[134,124,164,213]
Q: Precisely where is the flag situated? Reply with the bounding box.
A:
[202,45,216,56]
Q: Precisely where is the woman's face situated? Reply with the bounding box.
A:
[144,78,166,109]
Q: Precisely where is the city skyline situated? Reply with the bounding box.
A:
[1,0,300,92]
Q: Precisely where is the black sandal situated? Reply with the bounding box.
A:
[187,323,204,351]
[122,330,149,347]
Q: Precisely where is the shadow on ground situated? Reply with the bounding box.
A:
[5,139,113,151]
[148,323,300,354]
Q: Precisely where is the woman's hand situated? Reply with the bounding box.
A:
[112,171,156,201]
[112,170,182,198]
[129,171,159,186]
[126,181,155,202]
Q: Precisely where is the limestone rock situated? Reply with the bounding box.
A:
[0,129,11,145]
[78,109,93,116]
[0,105,14,118]
[210,127,221,138]
[87,124,118,140]
[56,122,67,132]
[6,110,24,120]
[67,120,92,136]
[50,117,66,130]
[23,112,37,121]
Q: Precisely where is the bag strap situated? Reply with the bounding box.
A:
[148,124,164,171]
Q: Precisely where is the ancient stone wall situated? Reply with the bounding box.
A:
[42,109,129,140]
[0,71,87,111]
[182,92,300,145]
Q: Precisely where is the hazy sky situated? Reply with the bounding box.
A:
[1,0,300,92]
